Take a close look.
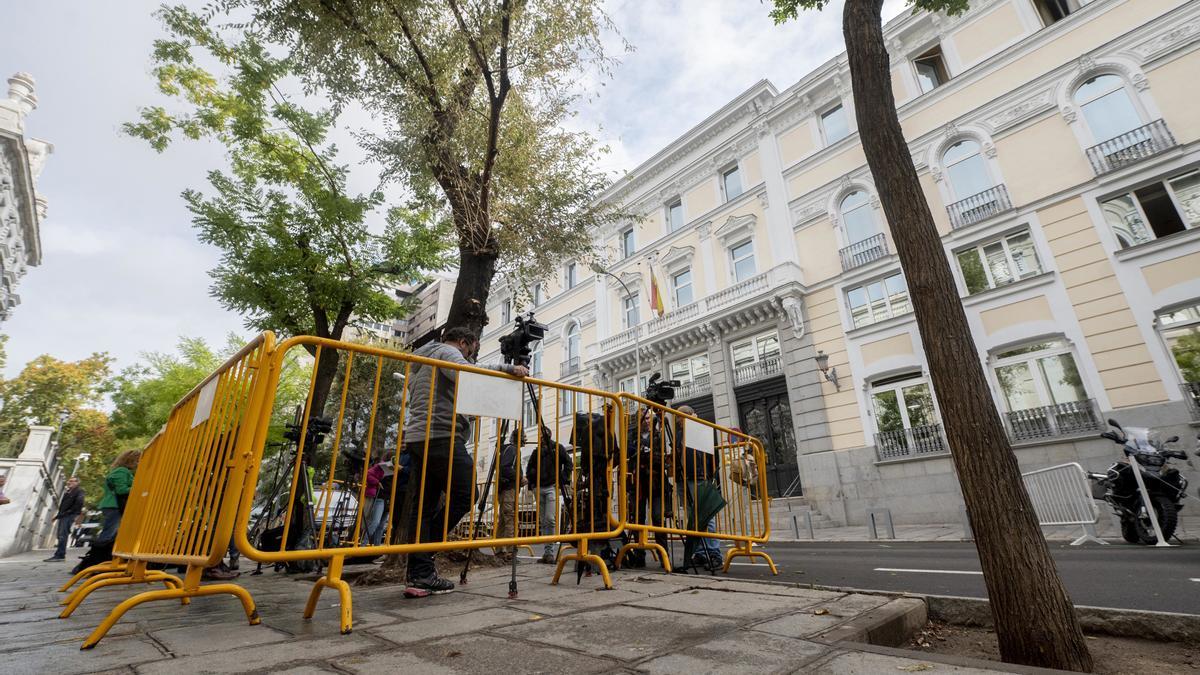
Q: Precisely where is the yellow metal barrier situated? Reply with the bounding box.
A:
[234,336,628,634]
[76,333,276,649]
[615,394,777,575]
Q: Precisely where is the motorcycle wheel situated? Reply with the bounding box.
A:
[1120,518,1141,544]
[1134,495,1179,544]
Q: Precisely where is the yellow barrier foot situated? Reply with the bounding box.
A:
[303,556,353,635]
[80,581,259,650]
[723,544,778,575]
[59,561,123,594]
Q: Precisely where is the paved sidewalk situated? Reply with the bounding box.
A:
[0,546,1020,674]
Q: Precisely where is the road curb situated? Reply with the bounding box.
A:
[819,596,927,646]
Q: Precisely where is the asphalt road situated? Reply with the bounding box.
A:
[718,540,1200,615]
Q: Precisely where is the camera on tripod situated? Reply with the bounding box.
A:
[644,372,680,405]
[283,415,334,448]
[499,313,547,367]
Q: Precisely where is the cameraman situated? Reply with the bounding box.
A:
[525,424,573,564]
[627,406,670,567]
[402,326,528,594]
[673,405,721,567]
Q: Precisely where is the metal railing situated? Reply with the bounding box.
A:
[839,233,888,272]
[674,375,712,401]
[875,423,948,461]
[560,356,581,378]
[1020,463,1103,546]
[1085,119,1177,175]
[946,184,1012,229]
[732,357,782,386]
[1183,382,1200,421]
[1005,399,1101,442]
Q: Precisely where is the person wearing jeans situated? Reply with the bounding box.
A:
[525,425,573,564]
[46,477,85,561]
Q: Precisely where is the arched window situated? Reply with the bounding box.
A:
[529,340,543,377]
[942,139,992,201]
[839,190,877,244]
[566,321,581,362]
[1074,74,1143,143]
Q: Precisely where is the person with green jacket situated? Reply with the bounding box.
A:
[72,450,140,574]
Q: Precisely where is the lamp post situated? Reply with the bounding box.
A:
[590,262,641,393]
[70,452,91,479]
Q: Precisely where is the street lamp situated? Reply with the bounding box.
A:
[590,262,641,394]
[815,350,840,390]
[70,452,91,478]
[51,408,71,453]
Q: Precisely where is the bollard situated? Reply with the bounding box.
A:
[867,508,894,540]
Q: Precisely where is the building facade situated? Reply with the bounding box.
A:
[479,0,1200,527]
[0,72,51,324]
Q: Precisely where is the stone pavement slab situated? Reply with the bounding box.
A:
[626,587,802,620]
[134,632,384,675]
[802,649,1001,674]
[5,635,165,675]
[368,607,536,645]
[637,629,831,675]
[149,622,293,656]
[340,633,623,674]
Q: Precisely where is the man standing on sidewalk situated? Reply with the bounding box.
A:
[525,425,573,564]
[45,477,84,562]
[402,327,528,595]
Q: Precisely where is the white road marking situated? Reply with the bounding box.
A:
[875,567,983,576]
[1190,578,1200,583]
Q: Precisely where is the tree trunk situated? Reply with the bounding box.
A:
[308,345,341,420]
[841,1,1092,671]
[444,247,499,338]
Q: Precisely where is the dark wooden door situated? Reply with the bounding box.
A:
[738,393,800,497]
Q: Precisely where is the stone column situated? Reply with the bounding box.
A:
[753,123,799,269]
[705,328,737,427]
[697,221,719,297]
[0,425,58,558]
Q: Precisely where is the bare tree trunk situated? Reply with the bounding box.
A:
[444,247,499,338]
[841,1,1092,671]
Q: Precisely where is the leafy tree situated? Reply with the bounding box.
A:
[57,409,139,505]
[770,1,1092,671]
[0,352,112,456]
[229,0,625,336]
[125,6,451,414]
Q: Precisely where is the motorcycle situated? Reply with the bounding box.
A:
[1087,418,1188,545]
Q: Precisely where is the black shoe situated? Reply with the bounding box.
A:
[406,574,455,595]
[44,556,65,562]
[539,551,555,564]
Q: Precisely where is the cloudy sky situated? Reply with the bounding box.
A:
[0,0,906,380]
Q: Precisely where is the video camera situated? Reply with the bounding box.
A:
[644,372,680,405]
[499,313,547,367]
[283,415,334,449]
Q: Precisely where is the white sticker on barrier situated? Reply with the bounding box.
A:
[684,418,715,455]
[190,378,219,428]
[456,371,522,420]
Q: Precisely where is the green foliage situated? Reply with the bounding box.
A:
[125,5,452,344]
[0,352,113,456]
[1170,330,1200,383]
[58,409,141,505]
[768,0,970,23]
[228,0,626,319]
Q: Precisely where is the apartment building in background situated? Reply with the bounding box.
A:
[0,72,52,324]
[478,0,1200,527]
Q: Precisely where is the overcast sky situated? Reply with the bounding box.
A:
[0,0,906,380]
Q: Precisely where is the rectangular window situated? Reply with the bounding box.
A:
[669,354,710,384]
[1101,170,1199,248]
[821,104,849,145]
[667,200,684,232]
[730,240,756,282]
[913,46,949,94]
[993,339,1087,411]
[621,227,635,259]
[955,230,1043,295]
[846,273,911,328]
[623,293,640,328]
[672,268,694,307]
[1159,303,1200,384]
[500,298,512,324]
[532,283,544,306]
[722,165,743,201]
[1033,0,1079,27]
[730,331,780,369]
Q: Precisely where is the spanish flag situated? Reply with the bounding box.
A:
[649,264,666,317]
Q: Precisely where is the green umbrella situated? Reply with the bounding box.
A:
[682,480,726,573]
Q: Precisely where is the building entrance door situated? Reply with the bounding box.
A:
[737,393,800,497]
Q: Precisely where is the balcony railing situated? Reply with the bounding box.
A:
[674,375,713,401]
[946,184,1012,229]
[1183,383,1200,421]
[559,356,581,378]
[839,233,888,272]
[1085,119,1177,175]
[1004,399,1102,442]
[875,423,948,461]
[732,357,782,386]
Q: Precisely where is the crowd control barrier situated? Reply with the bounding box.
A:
[233,336,629,634]
[614,394,777,574]
[1021,462,1105,546]
[69,334,277,649]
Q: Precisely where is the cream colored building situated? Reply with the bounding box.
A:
[479,0,1200,527]
[0,72,52,324]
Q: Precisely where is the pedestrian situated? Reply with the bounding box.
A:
[45,476,85,562]
[362,457,386,546]
[494,429,526,562]
[525,425,573,564]
[73,450,140,574]
[400,326,528,595]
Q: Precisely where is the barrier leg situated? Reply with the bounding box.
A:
[723,542,777,575]
[614,528,672,574]
[60,560,124,594]
[81,567,259,650]
[60,569,188,618]
[1071,522,1108,546]
[304,556,353,634]
[551,538,613,590]
[61,571,128,607]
